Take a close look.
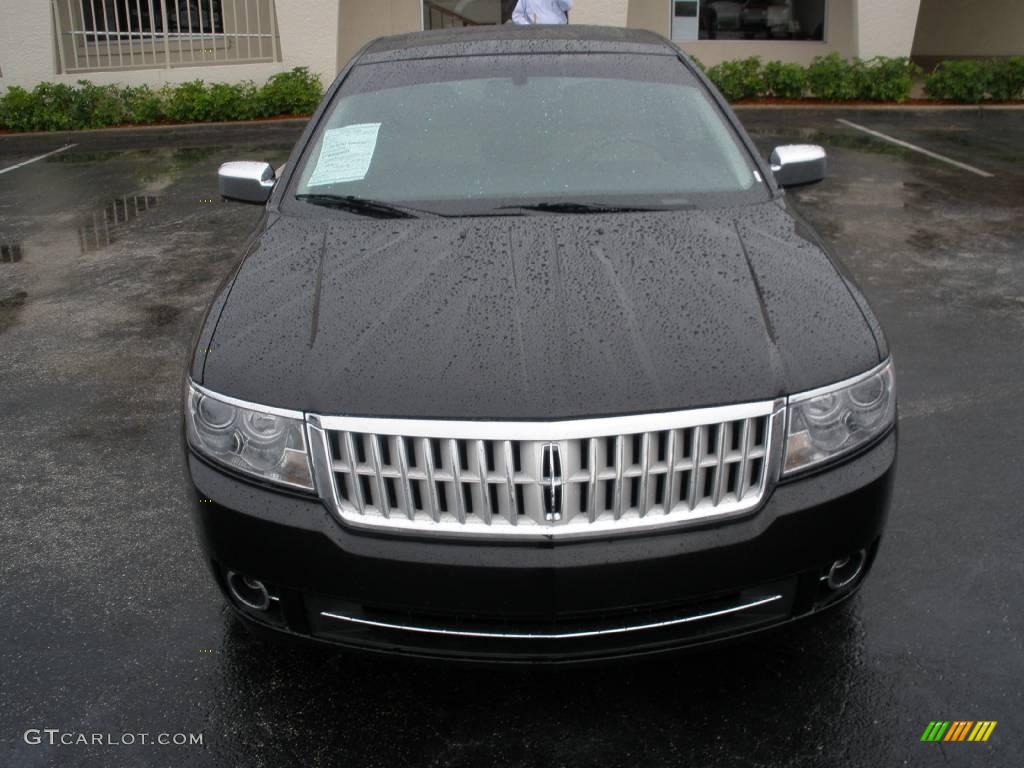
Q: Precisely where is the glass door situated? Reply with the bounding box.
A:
[671,1,700,42]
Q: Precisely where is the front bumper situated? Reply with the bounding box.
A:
[185,430,896,663]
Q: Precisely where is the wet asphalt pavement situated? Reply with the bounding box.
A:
[1,109,1022,767]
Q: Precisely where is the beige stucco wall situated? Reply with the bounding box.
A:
[625,0,667,38]
[0,1,59,88]
[913,0,1024,57]
[337,0,424,72]
[335,0,632,73]
[275,0,341,84]
[627,0,858,65]
[0,0,338,90]
[855,0,921,59]
[626,0,934,64]
[8,0,1010,93]
[571,0,629,27]
[334,0,634,76]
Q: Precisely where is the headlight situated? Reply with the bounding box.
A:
[784,360,895,475]
[186,382,314,491]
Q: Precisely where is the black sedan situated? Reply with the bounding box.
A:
[184,25,896,663]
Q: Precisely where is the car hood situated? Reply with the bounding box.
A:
[200,202,881,419]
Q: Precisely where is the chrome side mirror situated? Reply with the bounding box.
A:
[770,145,827,188]
[218,161,276,203]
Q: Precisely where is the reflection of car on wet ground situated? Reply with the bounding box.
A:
[185,25,896,664]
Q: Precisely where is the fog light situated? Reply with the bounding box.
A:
[827,550,866,590]
[226,571,271,610]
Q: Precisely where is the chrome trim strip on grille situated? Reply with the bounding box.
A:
[307,400,778,441]
[307,400,785,540]
[319,594,784,640]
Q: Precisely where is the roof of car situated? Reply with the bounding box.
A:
[358,25,678,64]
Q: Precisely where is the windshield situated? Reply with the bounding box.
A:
[291,53,768,216]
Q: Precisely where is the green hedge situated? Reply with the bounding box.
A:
[702,54,921,103]
[0,67,322,132]
[3,56,1022,132]
[923,57,1024,102]
[697,54,1024,104]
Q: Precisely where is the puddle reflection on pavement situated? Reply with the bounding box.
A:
[1,242,23,262]
[77,194,160,254]
[0,289,28,334]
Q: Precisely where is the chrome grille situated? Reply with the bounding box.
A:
[307,402,783,539]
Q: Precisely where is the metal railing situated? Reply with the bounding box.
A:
[52,0,280,73]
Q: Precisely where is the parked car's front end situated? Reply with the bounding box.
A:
[184,26,896,663]
[185,372,894,663]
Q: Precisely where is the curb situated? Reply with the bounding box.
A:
[0,118,309,153]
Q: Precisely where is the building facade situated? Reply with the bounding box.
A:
[0,0,1020,90]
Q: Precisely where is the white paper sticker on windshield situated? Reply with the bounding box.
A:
[307,123,381,186]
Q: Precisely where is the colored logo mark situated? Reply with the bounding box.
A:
[921,721,997,742]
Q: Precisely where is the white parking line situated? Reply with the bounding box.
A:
[836,119,994,178]
[0,144,77,176]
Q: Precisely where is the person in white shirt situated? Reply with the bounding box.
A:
[511,0,572,25]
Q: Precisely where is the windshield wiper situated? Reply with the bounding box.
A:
[495,202,666,215]
[295,194,438,219]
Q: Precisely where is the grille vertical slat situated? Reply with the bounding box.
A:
[687,426,703,511]
[612,435,625,521]
[476,440,493,525]
[449,438,467,523]
[343,432,365,514]
[664,428,678,514]
[502,440,518,527]
[369,434,390,519]
[319,405,777,535]
[396,436,416,521]
[586,437,599,523]
[737,419,752,501]
[638,433,652,518]
[421,437,441,523]
[712,423,728,507]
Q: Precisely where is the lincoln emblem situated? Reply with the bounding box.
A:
[541,443,563,521]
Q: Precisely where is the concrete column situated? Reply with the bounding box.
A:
[0,2,59,87]
[854,0,921,59]
[337,0,423,74]
[626,0,670,38]
[274,0,341,86]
